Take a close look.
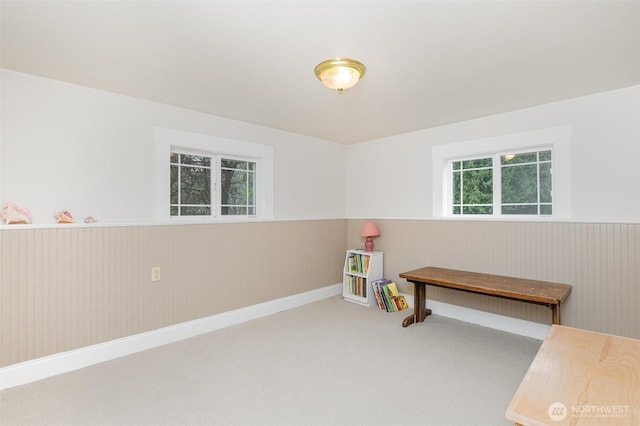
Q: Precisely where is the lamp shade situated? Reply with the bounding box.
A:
[360,221,380,237]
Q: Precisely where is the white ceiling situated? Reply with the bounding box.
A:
[2,1,639,144]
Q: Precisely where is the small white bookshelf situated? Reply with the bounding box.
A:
[342,249,383,307]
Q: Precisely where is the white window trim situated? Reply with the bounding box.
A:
[432,126,571,219]
[155,127,273,221]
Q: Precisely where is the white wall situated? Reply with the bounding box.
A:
[346,85,640,221]
[3,69,638,224]
[0,70,346,223]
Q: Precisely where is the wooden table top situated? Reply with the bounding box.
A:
[399,266,571,305]
[506,325,640,425]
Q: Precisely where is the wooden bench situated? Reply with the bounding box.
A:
[398,267,572,328]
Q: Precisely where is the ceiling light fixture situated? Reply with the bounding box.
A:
[314,58,366,94]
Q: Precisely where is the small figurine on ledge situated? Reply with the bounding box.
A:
[55,209,74,224]
[1,201,31,224]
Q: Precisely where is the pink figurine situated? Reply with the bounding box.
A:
[55,209,74,224]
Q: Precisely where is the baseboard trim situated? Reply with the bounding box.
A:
[0,283,342,390]
[405,294,551,340]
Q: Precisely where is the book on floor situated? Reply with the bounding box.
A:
[370,279,408,312]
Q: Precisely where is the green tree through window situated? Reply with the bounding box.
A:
[170,153,212,216]
[221,159,256,215]
[452,158,493,214]
[451,149,552,216]
[501,150,552,215]
[170,152,256,217]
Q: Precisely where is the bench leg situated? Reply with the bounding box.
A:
[402,314,417,327]
[402,282,432,327]
[552,304,560,325]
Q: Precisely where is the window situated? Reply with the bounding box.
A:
[501,150,552,215]
[432,126,571,219]
[451,149,552,216]
[156,127,273,221]
[170,153,212,216]
[452,157,493,215]
[170,153,257,217]
[220,158,256,216]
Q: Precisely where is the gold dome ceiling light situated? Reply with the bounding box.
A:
[314,58,366,94]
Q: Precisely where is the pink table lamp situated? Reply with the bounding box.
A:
[360,221,380,252]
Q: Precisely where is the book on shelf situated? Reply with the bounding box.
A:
[347,275,367,298]
[348,255,356,272]
[370,278,408,312]
[346,252,370,274]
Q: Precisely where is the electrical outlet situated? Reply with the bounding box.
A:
[151,267,161,282]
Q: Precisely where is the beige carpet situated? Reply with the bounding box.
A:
[0,295,541,426]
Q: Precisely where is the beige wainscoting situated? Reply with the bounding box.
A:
[0,220,346,368]
[349,219,639,340]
